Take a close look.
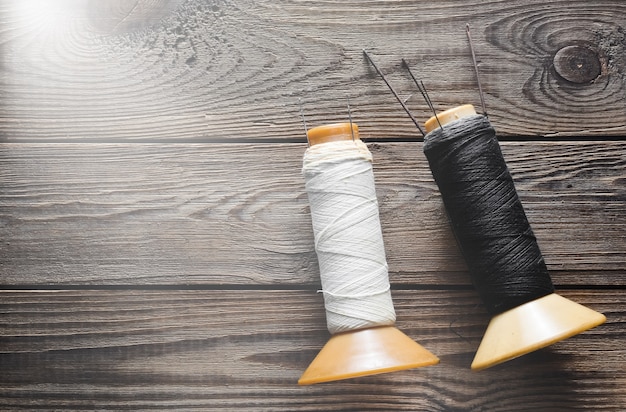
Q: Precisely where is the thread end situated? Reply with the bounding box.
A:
[471,293,606,371]
[298,325,439,385]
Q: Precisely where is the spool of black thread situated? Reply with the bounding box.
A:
[422,104,606,370]
[424,113,554,314]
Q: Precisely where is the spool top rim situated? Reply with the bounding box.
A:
[307,122,359,146]
[424,104,477,133]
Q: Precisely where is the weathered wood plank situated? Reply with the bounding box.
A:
[0,289,622,411]
[0,0,624,141]
[1,142,624,285]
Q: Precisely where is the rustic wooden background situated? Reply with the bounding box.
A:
[1,0,625,410]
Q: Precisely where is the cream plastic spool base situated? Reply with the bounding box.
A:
[472,293,606,370]
[299,123,439,385]
[425,105,606,370]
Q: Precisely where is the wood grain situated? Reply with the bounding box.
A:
[0,0,625,141]
[0,141,624,286]
[0,289,622,411]
[1,1,625,410]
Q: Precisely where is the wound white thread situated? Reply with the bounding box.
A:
[303,139,396,335]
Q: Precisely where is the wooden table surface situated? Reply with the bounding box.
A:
[1,1,625,410]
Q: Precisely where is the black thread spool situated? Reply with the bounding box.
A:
[423,105,606,370]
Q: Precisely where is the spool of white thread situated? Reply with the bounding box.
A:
[303,139,395,334]
[298,122,439,385]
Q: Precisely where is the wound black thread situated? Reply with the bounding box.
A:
[423,115,554,314]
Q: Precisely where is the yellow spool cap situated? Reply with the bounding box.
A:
[424,104,477,133]
[307,122,359,146]
[300,122,440,385]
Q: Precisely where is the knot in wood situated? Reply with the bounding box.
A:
[553,45,601,84]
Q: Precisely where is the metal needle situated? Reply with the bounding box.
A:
[347,96,356,142]
[402,59,442,130]
[466,24,488,117]
[298,98,310,146]
[363,50,425,137]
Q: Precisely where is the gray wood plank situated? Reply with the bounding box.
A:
[0,1,624,141]
[0,289,622,411]
[1,142,624,285]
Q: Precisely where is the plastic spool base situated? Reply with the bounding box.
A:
[298,326,440,385]
[471,293,606,371]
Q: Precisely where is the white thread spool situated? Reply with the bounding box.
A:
[303,138,395,334]
[298,122,439,385]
